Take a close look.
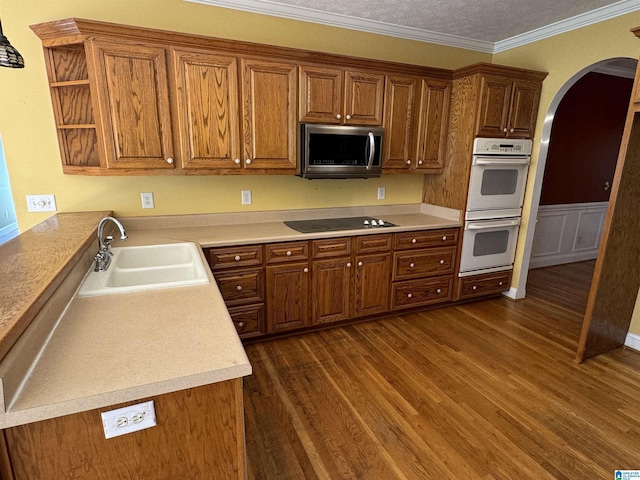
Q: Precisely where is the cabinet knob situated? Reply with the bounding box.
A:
[509,128,515,133]
[409,262,415,268]
[245,159,252,165]
[503,128,508,133]
[472,285,477,290]
[303,267,309,273]
[358,261,363,267]
[411,238,417,244]
[436,288,442,294]
[346,262,352,267]
[442,235,447,241]
[237,321,245,328]
[234,158,241,165]
[406,160,411,165]
[336,114,342,120]
[286,250,292,256]
[234,255,241,262]
[236,285,243,291]
[407,293,413,298]
[166,157,174,164]
[346,114,351,120]
[498,281,503,286]
[418,160,423,165]
[439,259,445,265]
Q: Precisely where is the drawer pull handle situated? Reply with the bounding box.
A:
[409,262,415,268]
[407,293,413,298]
[286,250,292,256]
[442,235,447,241]
[347,262,352,267]
[411,238,417,244]
[236,285,243,291]
[234,255,241,261]
[439,259,445,265]
[303,267,309,273]
[472,285,477,290]
[499,281,503,286]
[237,322,244,328]
[436,288,442,294]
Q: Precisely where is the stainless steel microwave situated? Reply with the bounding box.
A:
[298,124,384,179]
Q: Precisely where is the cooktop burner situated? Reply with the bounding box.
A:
[284,216,396,234]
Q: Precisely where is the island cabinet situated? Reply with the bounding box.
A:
[383,76,451,173]
[299,66,385,125]
[1,380,246,480]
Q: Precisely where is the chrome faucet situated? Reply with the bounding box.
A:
[94,216,128,272]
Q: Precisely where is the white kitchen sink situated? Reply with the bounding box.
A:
[77,242,210,297]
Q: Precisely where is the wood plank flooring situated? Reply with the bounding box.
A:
[243,290,640,479]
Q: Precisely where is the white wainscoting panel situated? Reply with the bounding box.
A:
[530,202,607,269]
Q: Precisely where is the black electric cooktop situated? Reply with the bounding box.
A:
[284,216,396,234]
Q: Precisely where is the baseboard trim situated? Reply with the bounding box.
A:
[625,332,640,352]
[502,287,522,300]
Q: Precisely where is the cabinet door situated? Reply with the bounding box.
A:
[299,66,342,124]
[241,59,297,171]
[353,253,390,318]
[507,79,541,139]
[382,75,417,170]
[475,74,512,138]
[343,71,385,126]
[172,49,241,171]
[415,79,450,172]
[266,262,309,332]
[90,41,174,169]
[312,257,352,325]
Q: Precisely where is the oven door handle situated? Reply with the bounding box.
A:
[366,131,375,170]
[467,219,520,230]
[474,158,530,166]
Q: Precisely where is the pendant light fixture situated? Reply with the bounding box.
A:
[0,18,24,68]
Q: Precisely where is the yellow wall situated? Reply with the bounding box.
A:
[0,0,488,232]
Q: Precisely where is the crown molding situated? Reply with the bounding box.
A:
[185,0,640,54]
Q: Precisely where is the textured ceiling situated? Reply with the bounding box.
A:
[187,0,640,52]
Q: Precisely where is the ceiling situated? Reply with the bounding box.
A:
[186,0,640,53]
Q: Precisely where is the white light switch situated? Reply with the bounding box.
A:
[101,400,156,439]
[26,194,57,212]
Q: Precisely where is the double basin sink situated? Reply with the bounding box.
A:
[77,242,210,297]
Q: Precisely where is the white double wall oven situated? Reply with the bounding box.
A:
[460,138,532,277]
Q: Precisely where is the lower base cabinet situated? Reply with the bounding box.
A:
[457,271,512,300]
[266,261,310,332]
[0,380,246,479]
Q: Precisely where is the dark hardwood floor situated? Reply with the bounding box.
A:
[243,280,640,479]
[526,260,596,315]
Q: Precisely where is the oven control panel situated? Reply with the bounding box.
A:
[473,138,532,155]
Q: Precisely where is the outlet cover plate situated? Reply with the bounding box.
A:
[26,194,57,212]
[101,400,156,439]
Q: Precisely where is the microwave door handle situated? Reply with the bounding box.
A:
[474,158,530,166]
[366,132,375,170]
[467,219,520,230]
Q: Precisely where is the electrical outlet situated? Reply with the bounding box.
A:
[241,190,252,205]
[26,194,57,212]
[141,192,155,209]
[101,400,156,439]
[377,187,386,200]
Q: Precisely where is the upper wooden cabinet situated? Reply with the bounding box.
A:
[382,76,450,173]
[299,66,384,125]
[475,71,545,139]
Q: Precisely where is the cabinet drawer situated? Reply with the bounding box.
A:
[391,276,453,310]
[215,268,264,306]
[227,304,265,338]
[355,233,392,253]
[208,245,263,271]
[312,238,352,258]
[392,246,456,280]
[458,271,511,300]
[394,228,458,250]
[265,241,309,264]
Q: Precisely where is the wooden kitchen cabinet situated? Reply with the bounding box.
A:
[299,65,384,125]
[89,40,176,170]
[266,262,310,333]
[475,73,544,139]
[242,59,298,172]
[457,270,511,300]
[172,48,242,172]
[353,251,391,317]
[382,76,450,173]
[311,238,352,325]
